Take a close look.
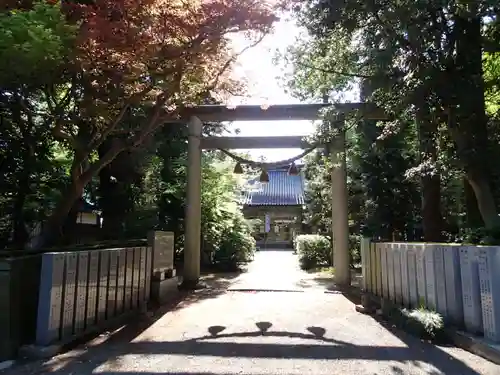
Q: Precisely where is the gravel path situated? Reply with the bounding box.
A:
[229,250,323,291]
[4,251,500,375]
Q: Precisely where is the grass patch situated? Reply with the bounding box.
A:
[404,308,445,338]
[306,266,335,275]
[382,303,446,342]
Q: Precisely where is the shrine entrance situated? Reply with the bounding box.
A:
[180,103,386,289]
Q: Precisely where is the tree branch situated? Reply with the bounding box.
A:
[44,82,82,149]
[296,61,374,79]
[207,32,268,91]
[78,138,128,188]
[131,78,181,148]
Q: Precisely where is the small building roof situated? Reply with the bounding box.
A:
[241,167,305,206]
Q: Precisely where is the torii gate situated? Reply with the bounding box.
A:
[180,102,387,289]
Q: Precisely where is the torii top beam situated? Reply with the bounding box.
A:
[181,102,387,122]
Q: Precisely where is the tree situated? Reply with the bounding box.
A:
[0,2,77,247]
[283,0,500,236]
[23,0,278,247]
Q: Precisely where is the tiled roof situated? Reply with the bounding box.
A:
[241,168,305,206]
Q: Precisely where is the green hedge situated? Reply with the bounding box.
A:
[294,234,361,269]
[295,234,331,270]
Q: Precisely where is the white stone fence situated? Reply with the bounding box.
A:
[361,239,500,343]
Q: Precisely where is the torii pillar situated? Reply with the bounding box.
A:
[330,115,350,286]
[182,116,203,288]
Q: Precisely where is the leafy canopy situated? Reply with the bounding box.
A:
[0,1,77,87]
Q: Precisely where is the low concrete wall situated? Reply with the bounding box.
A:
[0,233,179,361]
[0,255,41,361]
[35,246,152,347]
[362,239,500,343]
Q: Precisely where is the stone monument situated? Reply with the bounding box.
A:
[148,231,178,304]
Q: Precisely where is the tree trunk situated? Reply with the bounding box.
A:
[421,175,442,241]
[11,190,29,247]
[61,198,81,245]
[466,170,499,229]
[415,104,442,242]
[11,169,31,247]
[27,141,127,249]
[450,12,499,229]
[464,177,483,229]
[27,182,84,249]
[98,167,126,239]
[98,138,135,240]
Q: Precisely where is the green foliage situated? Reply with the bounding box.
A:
[351,119,421,240]
[484,52,500,114]
[348,234,361,265]
[301,119,421,243]
[117,124,255,271]
[276,30,356,101]
[214,213,255,271]
[383,305,446,341]
[460,226,500,246]
[0,2,77,248]
[282,0,500,241]
[0,1,77,87]
[295,234,331,270]
[200,157,255,270]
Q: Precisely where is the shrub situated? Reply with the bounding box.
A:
[213,213,256,271]
[295,234,331,270]
[403,308,445,340]
[199,159,256,271]
[385,306,445,341]
[461,226,500,245]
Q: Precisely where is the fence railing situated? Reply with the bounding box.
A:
[361,239,500,343]
[35,246,152,346]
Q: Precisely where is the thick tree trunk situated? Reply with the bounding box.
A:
[415,104,442,242]
[98,167,126,239]
[61,198,81,245]
[27,182,84,249]
[466,170,498,229]
[11,170,31,247]
[28,142,127,249]
[421,175,442,240]
[464,177,483,229]
[450,12,499,229]
[98,138,135,240]
[12,192,29,247]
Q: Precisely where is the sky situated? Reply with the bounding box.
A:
[224,17,316,163]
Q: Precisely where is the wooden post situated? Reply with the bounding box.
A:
[330,116,351,286]
[182,116,203,288]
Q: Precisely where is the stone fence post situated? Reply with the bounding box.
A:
[356,235,377,313]
[360,236,371,293]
